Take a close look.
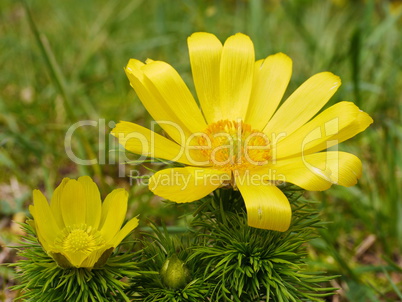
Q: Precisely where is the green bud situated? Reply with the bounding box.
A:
[160,254,191,289]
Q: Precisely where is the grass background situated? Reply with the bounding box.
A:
[0,0,401,301]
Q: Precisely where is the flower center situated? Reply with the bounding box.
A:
[198,120,271,171]
[55,224,105,255]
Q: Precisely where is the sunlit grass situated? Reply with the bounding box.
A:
[1,0,401,300]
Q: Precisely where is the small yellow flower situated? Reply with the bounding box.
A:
[112,32,372,232]
[29,176,139,268]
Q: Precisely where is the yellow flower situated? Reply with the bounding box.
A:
[112,32,372,232]
[29,176,139,268]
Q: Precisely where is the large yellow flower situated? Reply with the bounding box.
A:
[29,176,139,268]
[112,32,372,232]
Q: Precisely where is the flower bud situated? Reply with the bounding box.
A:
[160,254,191,289]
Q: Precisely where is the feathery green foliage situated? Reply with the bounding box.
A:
[128,187,337,302]
[191,188,337,302]
[128,223,211,302]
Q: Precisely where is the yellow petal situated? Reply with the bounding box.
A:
[245,53,292,130]
[29,205,52,252]
[188,32,223,123]
[256,151,362,191]
[60,179,86,226]
[61,250,89,268]
[126,59,192,143]
[274,102,373,159]
[110,216,139,247]
[32,190,60,248]
[99,189,128,242]
[264,72,341,138]
[219,33,255,121]
[50,178,69,229]
[235,177,291,232]
[111,121,209,166]
[77,176,102,229]
[148,167,230,203]
[79,246,112,268]
[141,60,207,133]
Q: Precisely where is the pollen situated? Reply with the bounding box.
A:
[198,120,271,171]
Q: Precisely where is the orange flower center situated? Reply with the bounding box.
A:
[198,120,271,171]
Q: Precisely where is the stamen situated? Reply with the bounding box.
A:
[54,224,105,255]
[198,120,271,172]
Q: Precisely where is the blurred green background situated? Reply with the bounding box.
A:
[1,0,401,301]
